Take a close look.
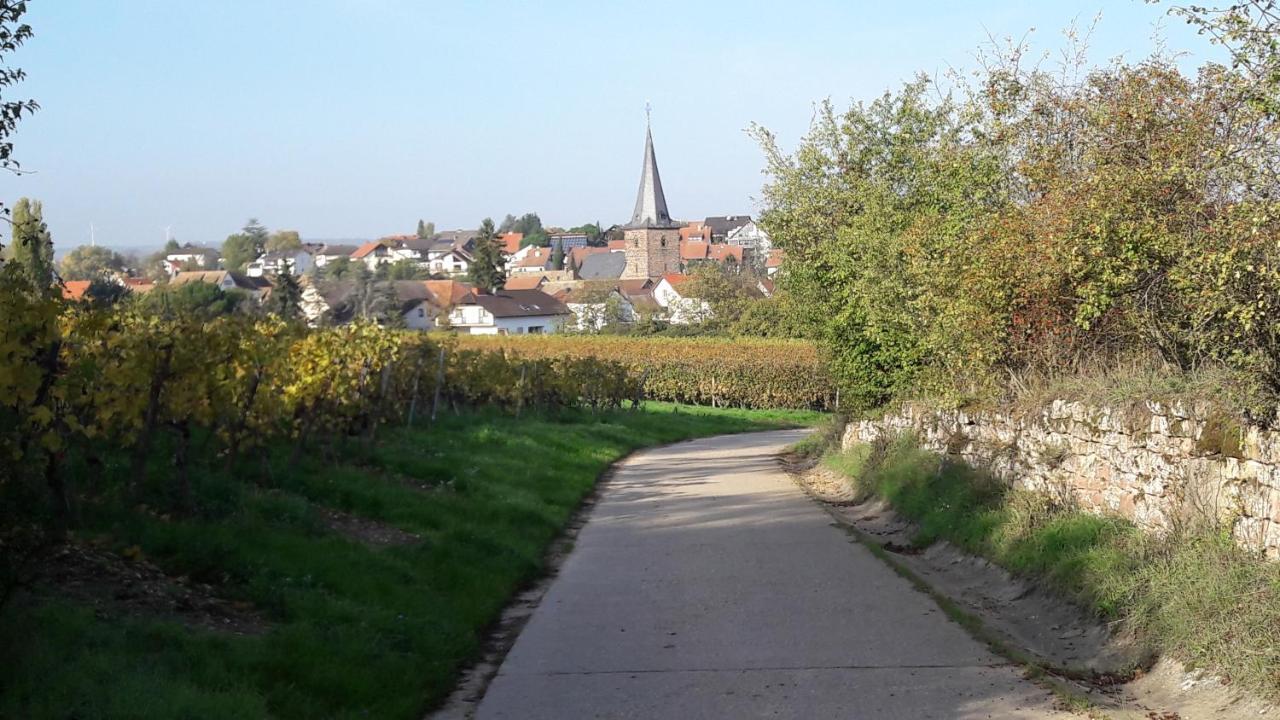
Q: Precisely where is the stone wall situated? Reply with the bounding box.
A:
[842,400,1280,558]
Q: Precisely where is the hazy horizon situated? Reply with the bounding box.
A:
[4,0,1224,252]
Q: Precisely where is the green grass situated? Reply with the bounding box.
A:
[826,434,1280,700]
[0,402,821,720]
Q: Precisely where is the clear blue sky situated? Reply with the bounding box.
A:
[4,0,1222,252]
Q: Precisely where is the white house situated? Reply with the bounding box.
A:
[246,247,315,277]
[169,270,272,302]
[447,289,571,335]
[313,243,359,268]
[352,241,394,270]
[427,247,472,275]
[653,273,711,325]
[163,245,220,276]
[725,220,771,253]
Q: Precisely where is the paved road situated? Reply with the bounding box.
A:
[475,429,1072,719]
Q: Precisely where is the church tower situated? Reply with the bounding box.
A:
[621,119,681,280]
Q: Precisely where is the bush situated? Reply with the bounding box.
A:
[454,335,836,410]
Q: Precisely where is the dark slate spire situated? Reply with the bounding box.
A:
[626,116,677,229]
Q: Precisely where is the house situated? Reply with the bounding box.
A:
[765,249,784,277]
[556,283,636,331]
[61,280,91,301]
[247,247,315,277]
[510,246,555,274]
[163,244,220,276]
[170,270,272,301]
[567,246,612,270]
[757,278,775,298]
[426,246,472,275]
[503,274,548,291]
[704,215,752,243]
[707,243,745,265]
[680,240,710,263]
[499,232,524,255]
[299,278,441,329]
[653,273,711,325]
[423,279,474,308]
[725,220,771,253]
[433,230,480,250]
[680,221,712,243]
[447,288,571,335]
[547,232,589,253]
[122,277,155,294]
[576,251,626,280]
[351,241,394,269]
[313,243,360,268]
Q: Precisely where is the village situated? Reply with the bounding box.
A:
[58,125,784,335]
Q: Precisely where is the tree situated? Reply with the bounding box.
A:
[138,281,244,319]
[552,243,565,271]
[569,222,604,245]
[387,259,426,280]
[222,219,268,272]
[5,197,53,285]
[265,230,301,252]
[686,262,756,328]
[416,219,435,239]
[265,264,303,320]
[320,256,353,280]
[83,277,130,308]
[0,1,38,251]
[59,244,127,280]
[467,218,506,291]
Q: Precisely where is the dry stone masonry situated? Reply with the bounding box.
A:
[843,400,1280,559]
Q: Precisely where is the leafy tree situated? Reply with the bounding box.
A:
[265,265,303,320]
[467,218,506,291]
[138,282,244,319]
[551,243,565,271]
[320,256,353,280]
[416,219,435,239]
[568,222,604,245]
[163,238,181,254]
[387,259,426,280]
[685,262,756,328]
[83,277,130,308]
[222,219,268,272]
[265,230,301,252]
[59,244,127,280]
[0,1,37,248]
[5,197,53,286]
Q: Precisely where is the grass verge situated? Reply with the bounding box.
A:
[827,434,1280,702]
[0,402,821,719]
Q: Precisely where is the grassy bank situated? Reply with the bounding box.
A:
[829,435,1280,700]
[0,403,820,719]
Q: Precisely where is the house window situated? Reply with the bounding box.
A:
[660,237,667,248]
[528,326,544,334]
[417,308,424,318]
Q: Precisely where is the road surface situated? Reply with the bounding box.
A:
[474,429,1072,719]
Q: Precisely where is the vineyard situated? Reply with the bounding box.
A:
[0,271,643,598]
[455,335,835,410]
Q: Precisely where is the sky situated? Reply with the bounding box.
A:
[3,0,1226,252]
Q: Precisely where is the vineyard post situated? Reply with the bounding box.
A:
[430,346,446,424]
[130,342,173,490]
[407,370,421,427]
[516,364,526,418]
[835,387,840,411]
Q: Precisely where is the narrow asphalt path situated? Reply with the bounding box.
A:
[474,429,1073,719]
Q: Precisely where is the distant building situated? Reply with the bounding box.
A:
[725,220,771,253]
[621,123,682,280]
[170,270,271,301]
[163,244,220,276]
[313,243,360,267]
[703,215,752,243]
[448,288,572,335]
[247,247,315,277]
[548,232,589,253]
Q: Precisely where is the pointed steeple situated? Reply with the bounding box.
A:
[626,115,677,229]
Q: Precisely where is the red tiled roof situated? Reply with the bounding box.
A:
[680,240,709,261]
[708,244,744,263]
[503,274,546,291]
[568,246,610,267]
[607,239,626,251]
[679,223,710,242]
[765,249,784,268]
[515,247,553,268]
[499,232,524,254]
[351,241,385,259]
[62,280,91,301]
[423,279,473,306]
[662,273,689,287]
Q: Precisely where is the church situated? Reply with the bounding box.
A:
[620,123,682,280]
